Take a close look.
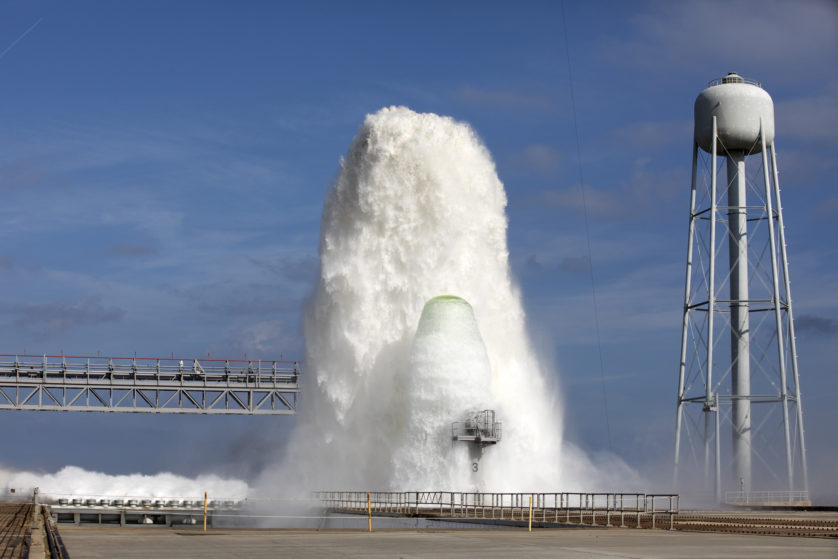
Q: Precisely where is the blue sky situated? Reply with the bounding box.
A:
[1,1,836,499]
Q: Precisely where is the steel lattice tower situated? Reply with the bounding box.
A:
[674,73,808,504]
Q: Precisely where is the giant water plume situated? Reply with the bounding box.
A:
[271,106,563,492]
[3,107,638,506]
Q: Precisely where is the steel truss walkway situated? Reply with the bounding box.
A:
[0,354,299,415]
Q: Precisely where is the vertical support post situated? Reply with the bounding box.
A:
[760,126,793,491]
[715,395,722,503]
[675,141,700,489]
[367,492,372,533]
[203,491,207,532]
[727,150,752,495]
[770,143,809,495]
[528,496,533,532]
[528,495,532,532]
[40,355,46,407]
[706,117,719,500]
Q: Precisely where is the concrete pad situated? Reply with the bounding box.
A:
[59,526,838,559]
[29,505,46,559]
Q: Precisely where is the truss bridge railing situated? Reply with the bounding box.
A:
[0,354,299,415]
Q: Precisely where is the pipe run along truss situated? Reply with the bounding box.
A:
[0,354,299,415]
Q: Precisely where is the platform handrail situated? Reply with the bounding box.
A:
[314,490,680,529]
[724,490,810,504]
[0,354,300,415]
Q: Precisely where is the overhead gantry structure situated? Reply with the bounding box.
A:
[0,354,299,415]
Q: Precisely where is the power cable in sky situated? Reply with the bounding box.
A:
[559,0,613,452]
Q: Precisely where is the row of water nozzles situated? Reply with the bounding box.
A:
[54,497,242,509]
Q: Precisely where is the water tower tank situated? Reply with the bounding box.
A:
[694,72,774,153]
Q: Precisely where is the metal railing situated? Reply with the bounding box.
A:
[708,75,762,88]
[452,410,502,443]
[724,490,811,505]
[315,491,679,529]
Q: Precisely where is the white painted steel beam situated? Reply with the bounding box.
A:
[0,355,299,415]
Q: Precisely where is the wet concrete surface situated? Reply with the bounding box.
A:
[59,525,838,558]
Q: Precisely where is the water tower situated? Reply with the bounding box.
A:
[674,73,809,504]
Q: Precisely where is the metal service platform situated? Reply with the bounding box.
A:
[452,410,502,445]
[0,354,299,415]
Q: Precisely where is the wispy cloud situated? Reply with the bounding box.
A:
[205,318,304,362]
[776,85,838,148]
[0,161,42,190]
[452,85,557,112]
[1,116,293,197]
[559,255,591,274]
[610,120,691,150]
[108,244,157,258]
[523,253,590,276]
[247,255,319,285]
[796,315,838,336]
[15,296,125,337]
[776,149,837,187]
[599,1,838,81]
[815,198,838,215]
[508,144,561,171]
[519,156,685,220]
[624,157,686,202]
[168,279,304,318]
[564,371,638,386]
[540,186,627,219]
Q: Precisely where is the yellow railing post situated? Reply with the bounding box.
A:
[203,491,208,532]
[529,495,533,532]
[367,492,372,532]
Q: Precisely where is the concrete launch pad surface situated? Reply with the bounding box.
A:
[59,526,837,558]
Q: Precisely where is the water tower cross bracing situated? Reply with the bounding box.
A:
[674,73,809,504]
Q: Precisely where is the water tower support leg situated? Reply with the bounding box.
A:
[770,143,809,494]
[707,118,719,500]
[760,127,793,491]
[674,142,699,488]
[727,151,751,495]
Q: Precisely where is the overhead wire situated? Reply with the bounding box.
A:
[559,1,612,451]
